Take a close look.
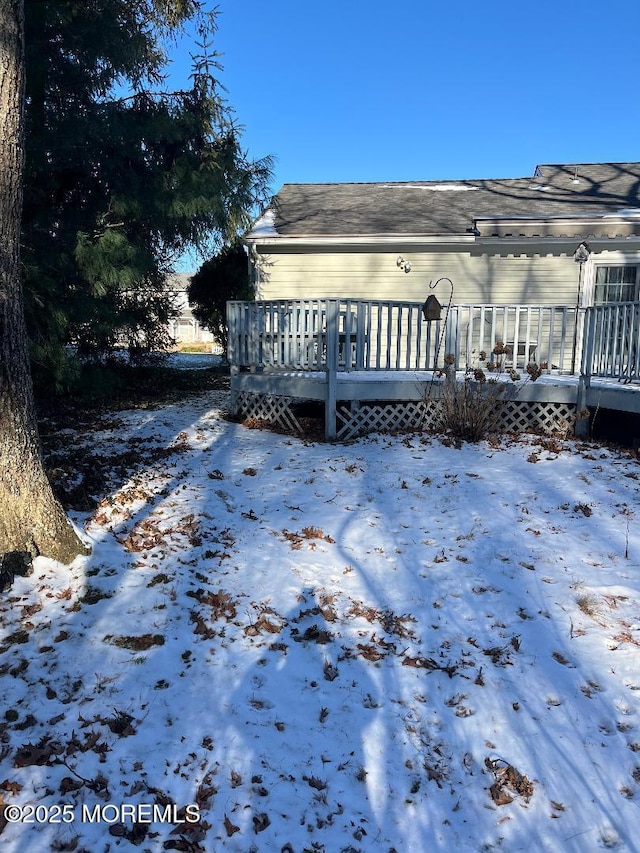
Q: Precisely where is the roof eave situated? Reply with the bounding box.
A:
[475,235,640,249]
[244,233,477,247]
[475,220,640,239]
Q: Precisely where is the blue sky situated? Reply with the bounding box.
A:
[171,0,639,193]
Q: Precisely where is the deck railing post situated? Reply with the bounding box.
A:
[325,299,339,439]
[246,301,260,370]
[226,300,236,367]
[356,303,367,369]
[226,301,241,416]
[444,306,458,368]
[631,304,640,381]
[576,306,596,436]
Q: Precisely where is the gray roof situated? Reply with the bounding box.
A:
[252,163,640,240]
[166,272,191,292]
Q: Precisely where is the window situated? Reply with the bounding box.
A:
[594,265,639,304]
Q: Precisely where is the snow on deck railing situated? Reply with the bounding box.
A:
[227,299,586,375]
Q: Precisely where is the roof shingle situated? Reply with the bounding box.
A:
[252,163,640,239]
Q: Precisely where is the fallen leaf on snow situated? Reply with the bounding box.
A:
[224,814,240,836]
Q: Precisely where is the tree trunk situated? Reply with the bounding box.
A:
[0,0,87,564]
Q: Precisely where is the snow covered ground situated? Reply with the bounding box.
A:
[1,388,640,852]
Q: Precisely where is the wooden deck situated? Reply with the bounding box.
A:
[227,299,640,439]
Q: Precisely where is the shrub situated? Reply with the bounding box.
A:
[428,344,541,442]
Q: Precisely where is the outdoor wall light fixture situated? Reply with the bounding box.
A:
[396,256,412,273]
[573,241,591,265]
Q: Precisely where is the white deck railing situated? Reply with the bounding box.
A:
[448,304,579,373]
[581,302,640,382]
[227,299,586,375]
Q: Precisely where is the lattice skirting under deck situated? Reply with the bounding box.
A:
[500,400,577,435]
[336,401,441,440]
[234,391,303,433]
[336,399,577,441]
[234,390,577,440]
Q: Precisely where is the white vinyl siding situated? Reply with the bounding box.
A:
[253,247,580,307]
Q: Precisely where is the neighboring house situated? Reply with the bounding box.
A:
[165,273,216,346]
[244,162,640,309]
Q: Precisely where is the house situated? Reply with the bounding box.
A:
[165,273,217,347]
[231,164,640,439]
[245,162,640,309]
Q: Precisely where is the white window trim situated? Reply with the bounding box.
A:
[583,252,640,306]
